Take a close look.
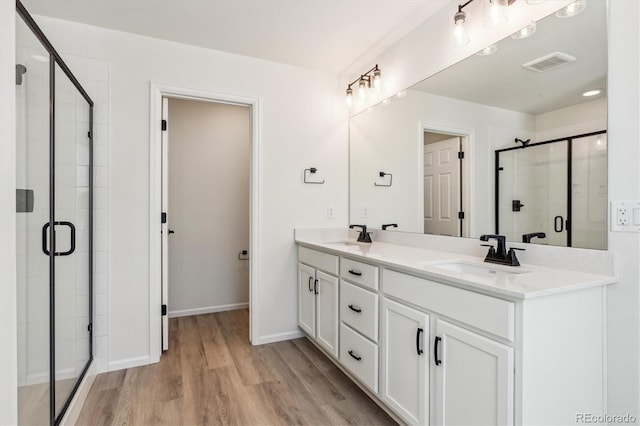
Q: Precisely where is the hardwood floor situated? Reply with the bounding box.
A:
[77,309,396,425]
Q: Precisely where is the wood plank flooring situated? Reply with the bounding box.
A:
[77,309,396,425]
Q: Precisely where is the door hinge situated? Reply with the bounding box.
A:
[87,323,92,332]
[161,212,167,224]
[458,211,465,219]
[87,131,92,139]
[161,119,167,131]
[162,304,167,316]
[458,151,464,159]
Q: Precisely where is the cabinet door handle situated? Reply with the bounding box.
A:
[314,279,318,295]
[434,336,442,366]
[348,350,362,361]
[308,276,313,292]
[348,269,362,276]
[416,328,424,355]
[348,304,362,313]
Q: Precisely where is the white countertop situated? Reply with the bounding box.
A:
[295,237,616,300]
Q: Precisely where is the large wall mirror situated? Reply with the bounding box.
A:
[349,0,607,249]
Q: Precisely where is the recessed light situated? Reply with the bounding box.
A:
[476,44,498,56]
[511,22,536,40]
[582,89,602,97]
[556,0,586,18]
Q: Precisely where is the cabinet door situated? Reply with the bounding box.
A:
[381,298,429,425]
[435,320,514,426]
[316,270,339,357]
[298,263,316,337]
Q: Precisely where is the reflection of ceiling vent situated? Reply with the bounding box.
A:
[522,52,576,72]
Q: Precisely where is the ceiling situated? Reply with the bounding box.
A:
[22,0,449,75]
[412,0,607,115]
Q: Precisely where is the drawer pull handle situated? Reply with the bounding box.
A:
[348,269,362,276]
[348,304,362,313]
[416,328,424,355]
[314,279,319,295]
[308,276,313,292]
[434,336,442,366]
[348,350,362,361]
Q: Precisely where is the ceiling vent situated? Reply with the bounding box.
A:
[522,52,576,73]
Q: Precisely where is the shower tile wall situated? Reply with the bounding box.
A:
[16,49,110,385]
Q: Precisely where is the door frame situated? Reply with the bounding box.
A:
[419,123,473,238]
[149,82,260,363]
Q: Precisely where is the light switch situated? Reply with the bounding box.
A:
[634,208,640,226]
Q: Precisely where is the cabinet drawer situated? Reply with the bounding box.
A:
[340,258,379,290]
[383,269,515,341]
[340,281,379,342]
[299,246,338,275]
[340,324,379,393]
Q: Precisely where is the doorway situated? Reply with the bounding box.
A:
[421,127,471,238]
[162,97,250,350]
[149,85,260,362]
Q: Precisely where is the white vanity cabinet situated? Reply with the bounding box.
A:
[381,298,429,425]
[296,241,608,426]
[434,319,514,426]
[298,247,339,358]
[339,258,380,393]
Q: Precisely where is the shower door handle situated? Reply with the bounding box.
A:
[554,216,564,233]
[42,221,76,256]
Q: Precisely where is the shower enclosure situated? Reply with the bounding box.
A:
[16,2,94,424]
[495,131,607,250]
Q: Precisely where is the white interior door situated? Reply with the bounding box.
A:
[424,137,461,236]
[161,97,169,351]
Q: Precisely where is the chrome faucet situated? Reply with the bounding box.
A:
[349,224,372,243]
[479,234,523,266]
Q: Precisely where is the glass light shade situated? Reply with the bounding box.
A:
[345,88,353,107]
[372,69,382,89]
[484,0,508,28]
[453,20,470,47]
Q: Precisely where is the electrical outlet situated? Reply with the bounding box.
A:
[617,207,629,225]
[611,201,640,232]
[327,206,335,219]
[363,206,369,218]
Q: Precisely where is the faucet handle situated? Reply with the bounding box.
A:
[506,247,523,266]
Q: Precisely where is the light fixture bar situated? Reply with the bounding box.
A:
[345,64,382,107]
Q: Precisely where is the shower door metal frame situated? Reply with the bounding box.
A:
[16,2,94,425]
[495,130,607,247]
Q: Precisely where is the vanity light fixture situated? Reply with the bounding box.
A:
[555,0,585,18]
[453,1,471,47]
[345,65,382,107]
[453,0,520,48]
[511,21,536,39]
[476,44,498,56]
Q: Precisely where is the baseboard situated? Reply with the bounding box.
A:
[108,355,150,372]
[254,329,305,345]
[60,361,96,426]
[25,367,76,386]
[168,302,248,318]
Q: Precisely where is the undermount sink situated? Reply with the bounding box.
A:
[426,261,529,278]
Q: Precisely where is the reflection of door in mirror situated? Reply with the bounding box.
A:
[424,135,461,236]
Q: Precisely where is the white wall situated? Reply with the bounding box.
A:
[30,15,347,369]
[0,0,18,423]
[535,98,607,141]
[354,0,639,418]
[167,98,250,315]
[350,89,534,236]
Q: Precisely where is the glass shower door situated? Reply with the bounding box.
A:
[497,141,569,245]
[52,63,92,419]
[16,18,52,426]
